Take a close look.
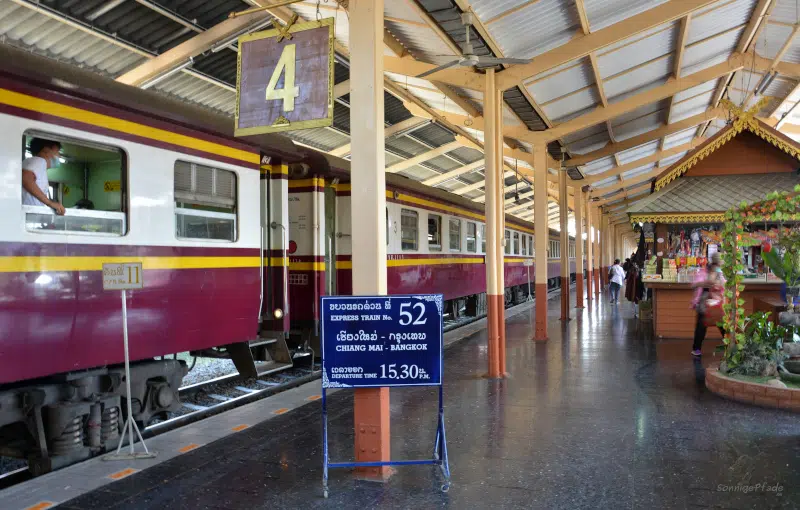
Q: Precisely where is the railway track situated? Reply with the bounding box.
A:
[1,289,561,488]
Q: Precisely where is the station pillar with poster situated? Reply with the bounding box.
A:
[319,294,450,498]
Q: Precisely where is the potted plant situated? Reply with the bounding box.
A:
[719,312,789,378]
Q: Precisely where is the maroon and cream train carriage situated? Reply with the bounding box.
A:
[283,167,577,345]
[0,46,306,474]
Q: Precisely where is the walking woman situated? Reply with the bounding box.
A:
[608,259,625,304]
[691,252,725,356]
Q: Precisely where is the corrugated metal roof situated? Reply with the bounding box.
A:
[474,0,579,59]
[770,0,800,25]
[384,5,458,64]
[287,127,349,153]
[610,100,669,138]
[659,152,688,167]
[664,127,699,149]
[0,1,147,76]
[592,175,622,188]
[503,87,548,130]
[527,57,594,104]
[681,26,742,76]
[582,156,616,175]
[542,88,600,122]
[290,2,350,49]
[764,76,798,100]
[687,0,755,46]
[673,80,719,102]
[621,162,655,180]
[617,141,659,164]
[670,91,713,123]
[605,56,672,101]
[597,21,677,79]
[756,22,794,61]
[562,124,610,153]
[153,72,235,114]
[583,0,669,32]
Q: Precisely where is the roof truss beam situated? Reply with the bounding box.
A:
[568,108,721,166]
[584,139,704,185]
[423,161,485,186]
[495,0,718,90]
[116,9,272,86]
[513,54,750,143]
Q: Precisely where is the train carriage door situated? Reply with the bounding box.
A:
[324,182,337,295]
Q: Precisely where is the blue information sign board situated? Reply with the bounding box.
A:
[320,294,443,388]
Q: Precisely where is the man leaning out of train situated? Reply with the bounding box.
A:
[22,137,65,215]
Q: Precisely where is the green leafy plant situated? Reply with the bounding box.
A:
[720,312,788,376]
[721,185,800,359]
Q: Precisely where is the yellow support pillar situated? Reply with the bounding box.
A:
[350,0,390,481]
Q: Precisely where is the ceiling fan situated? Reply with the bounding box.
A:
[415,12,532,79]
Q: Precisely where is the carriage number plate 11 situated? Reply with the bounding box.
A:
[320,295,443,388]
[102,262,144,291]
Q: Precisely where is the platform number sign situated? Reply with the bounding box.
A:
[102,262,144,291]
[320,295,444,388]
[235,17,334,136]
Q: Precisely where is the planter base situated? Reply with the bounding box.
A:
[705,368,800,411]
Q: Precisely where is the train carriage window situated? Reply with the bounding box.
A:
[174,161,237,241]
[449,218,461,252]
[513,232,520,255]
[386,208,389,246]
[521,234,527,256]
[481,224,486,253]
[428,214,442,251]
[22,131,127,236]
[400,209,418,250]
[530,235,535,257]
[504,230,511,255]
[466,222,477,253]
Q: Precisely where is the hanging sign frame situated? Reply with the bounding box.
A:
[235,17,334,136]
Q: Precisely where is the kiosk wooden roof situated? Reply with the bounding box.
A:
[627,101,800,225]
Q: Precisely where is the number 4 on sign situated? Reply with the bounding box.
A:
[265,44,300,112]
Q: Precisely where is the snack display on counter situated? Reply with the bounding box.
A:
[643,257,660,281]
[661,259,677,282]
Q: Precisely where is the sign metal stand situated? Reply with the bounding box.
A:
[102,263,157,461]
[320,294,450,498]
[524,258,534,302]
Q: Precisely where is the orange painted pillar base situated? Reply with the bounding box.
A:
[534,283,548,341]
[486,294,503,378]
[575,275,584,308]
[586,270,593,302]
[560,278,570,321]
[595,270,601,296]
[354,387,392,481]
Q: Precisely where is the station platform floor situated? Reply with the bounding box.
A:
[13,293,800,509]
